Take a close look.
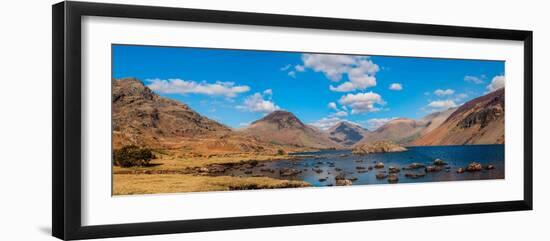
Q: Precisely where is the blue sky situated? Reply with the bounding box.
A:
[112,44,505,130]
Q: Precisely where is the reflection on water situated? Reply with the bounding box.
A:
[215,145,505,186]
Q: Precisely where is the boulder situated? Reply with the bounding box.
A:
[336,179,353,186]
[374,162,385,169]
[279,168,302,176]
[485,164,495,170]
[388,166,400,173]
[433,159,448,166]
[456,168,465,174]
[404,162,425,170]
[387,174,399,184]
[425,166,442,172]
[356,166,367,170]
[352,140,407,155]
[376,172,388,179]
[335,172,346,180]
[405,172,425,179]
[466,162,483,172]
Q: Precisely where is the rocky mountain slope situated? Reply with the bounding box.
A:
[328,121,370,146]
[241,111,340,149]
[112,78,231,148]
[113,78,286,154]
[412,88,504,145]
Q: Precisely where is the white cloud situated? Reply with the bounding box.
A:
[389,83,403,91]
[333,111,348,117]
[455,93,469,101]
[237,92,280,113]
[263,89,273,96]
[464,75,485,84]
[309,117,347,131]
[338,92,384,114]
[486,75,505,92]
[434,89,455,96]
[328,102,338,111]
[288,71,296,78]
[280,64,291,71]
[427,100,457,110]
[364,117,397,130]
[147,78,250,98]
[295,65,305,72]
[301,54,380,92]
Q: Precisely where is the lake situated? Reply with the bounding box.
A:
[216,144,504,187]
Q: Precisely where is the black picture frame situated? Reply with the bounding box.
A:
[52,1,533,240]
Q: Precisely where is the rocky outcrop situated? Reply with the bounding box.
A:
[352,140,407,155]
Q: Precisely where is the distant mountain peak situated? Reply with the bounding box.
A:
[243,110,339,149]
[328,121,369,147]
[252,110,305,129]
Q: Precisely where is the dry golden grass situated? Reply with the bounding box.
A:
[113,174,311,195]
[112,152,302,173]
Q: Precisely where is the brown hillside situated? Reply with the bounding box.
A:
[241,111,340,149]
[412,88,504,145]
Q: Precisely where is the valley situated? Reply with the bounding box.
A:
[112,78,505,195]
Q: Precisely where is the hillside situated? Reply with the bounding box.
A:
[241,111,340,149]
[353,108,456,145]
[112,78,232,148]
[412,88,504,145]
[112,78,293,154]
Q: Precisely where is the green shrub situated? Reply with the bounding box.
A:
[113,145,156,167]
[276,149,286,155]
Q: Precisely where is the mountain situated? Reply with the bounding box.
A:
[112,78,231,148]
[328,121,371,146]
[412,88,504,145]
[241,111,340,149]
[354,108,456,146]
[419,107,457,135]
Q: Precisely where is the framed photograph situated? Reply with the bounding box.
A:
[52,1,533,240]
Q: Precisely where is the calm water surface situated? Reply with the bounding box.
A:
[218,145,504,186]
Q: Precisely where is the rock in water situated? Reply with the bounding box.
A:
[466,162,483,172]
[336,179,353,186]
[374,162,385,169]
[375,172,388,179]
[433,159,448,166]
[387,174,399,183]
[352,140,407,155]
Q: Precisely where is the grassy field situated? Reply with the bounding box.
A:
[113,151,311,195]
[113,174,310,195]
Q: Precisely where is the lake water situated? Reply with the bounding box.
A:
[219,145,504,187]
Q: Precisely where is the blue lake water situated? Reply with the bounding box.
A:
[220,145,504,186]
